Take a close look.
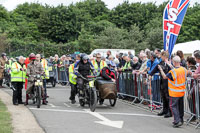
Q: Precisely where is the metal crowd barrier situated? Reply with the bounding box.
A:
[55,67,69,84]
[185,78,200,129]
[117,71,162,111]
[117,71,200,129]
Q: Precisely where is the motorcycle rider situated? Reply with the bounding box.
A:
[74,54,96,102]
[25,53,46,105]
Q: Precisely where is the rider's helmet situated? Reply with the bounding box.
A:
[29,53,36,60]
[80,53,87,60]
[82,55,89,61]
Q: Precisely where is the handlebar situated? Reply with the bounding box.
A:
[77,72,97,81]
[87,75,97,78]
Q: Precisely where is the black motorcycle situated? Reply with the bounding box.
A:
[77,73,97,112]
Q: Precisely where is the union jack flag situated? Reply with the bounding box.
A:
[163,0,190,56]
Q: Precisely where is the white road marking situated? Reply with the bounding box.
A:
[85,109,124,129]
[48,103,56,108]
[30,108,87,113]
[29,108,160,118]
[64,103,71,108]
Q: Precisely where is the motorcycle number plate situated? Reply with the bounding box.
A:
[48,66,53,71]
[89,81,94,87]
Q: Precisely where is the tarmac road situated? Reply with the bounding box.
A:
[2,84,198,133]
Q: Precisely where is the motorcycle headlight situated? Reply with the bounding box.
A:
[36,74,40,79]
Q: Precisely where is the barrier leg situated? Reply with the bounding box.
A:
[186,115,195,125]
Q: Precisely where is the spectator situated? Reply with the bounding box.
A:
[114,53,120,66]
[118,53,124,66]
[176,50,187,68]
[89,55,95,62]
[108,55,114,61]
[101,56,106,62]
[93,53,96,59]
[53,54,60,68]
[193,51,200,79]
[186,56,196,71]
[149,51,172,117]
[128,51,134,59]
[146,50,151,59]
[186,56,197,121]
[59,55,67,85]
[122,56,133,71]
[118,53,127,71]
[154,48,162,62]
[139,53,148,72]
[138,52,144,64]
[194,50,200,68]
[132,56,141,70]
[106,50,111,59]
[148,52,160,106]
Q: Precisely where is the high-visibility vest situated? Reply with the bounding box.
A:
[168,67,187,97]
[41,59,49,79]
[122,62,131,71]
[69,64,77,85]
[11,62,27,82]
[92,60,107,74]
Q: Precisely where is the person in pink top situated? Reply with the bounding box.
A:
[193,50,200,79]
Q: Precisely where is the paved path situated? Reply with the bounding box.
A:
[0,89,44,133]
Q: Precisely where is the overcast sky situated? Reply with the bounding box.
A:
[0,0,199,11]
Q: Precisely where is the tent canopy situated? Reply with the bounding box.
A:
[172,40,200,54]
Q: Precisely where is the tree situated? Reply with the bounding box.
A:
[94,27,127,49]
[109,2,158,30]
[178,4,200,43]
[0,5,10,33]
[0,33,9,53]
[123,25,147,53]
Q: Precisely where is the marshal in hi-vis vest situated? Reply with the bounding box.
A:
[168,67,187,97]
[69,64,77,85]
[92,60,107,75]
[41,59,49,79]
[11,62,27,82]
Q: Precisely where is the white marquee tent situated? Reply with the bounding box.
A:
[172,40,200,55]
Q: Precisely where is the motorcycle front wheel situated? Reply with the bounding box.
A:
[89,87,97,112]
[36,86,41,108]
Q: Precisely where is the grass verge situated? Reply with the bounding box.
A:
[0,100,12,133]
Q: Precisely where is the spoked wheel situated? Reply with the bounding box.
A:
[89,87,97,112]
[36,86,41,108]
[109,99,117,107]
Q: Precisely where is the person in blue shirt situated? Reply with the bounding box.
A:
[147,52,160,107]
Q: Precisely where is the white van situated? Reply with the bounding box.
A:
[90,49,135,58]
